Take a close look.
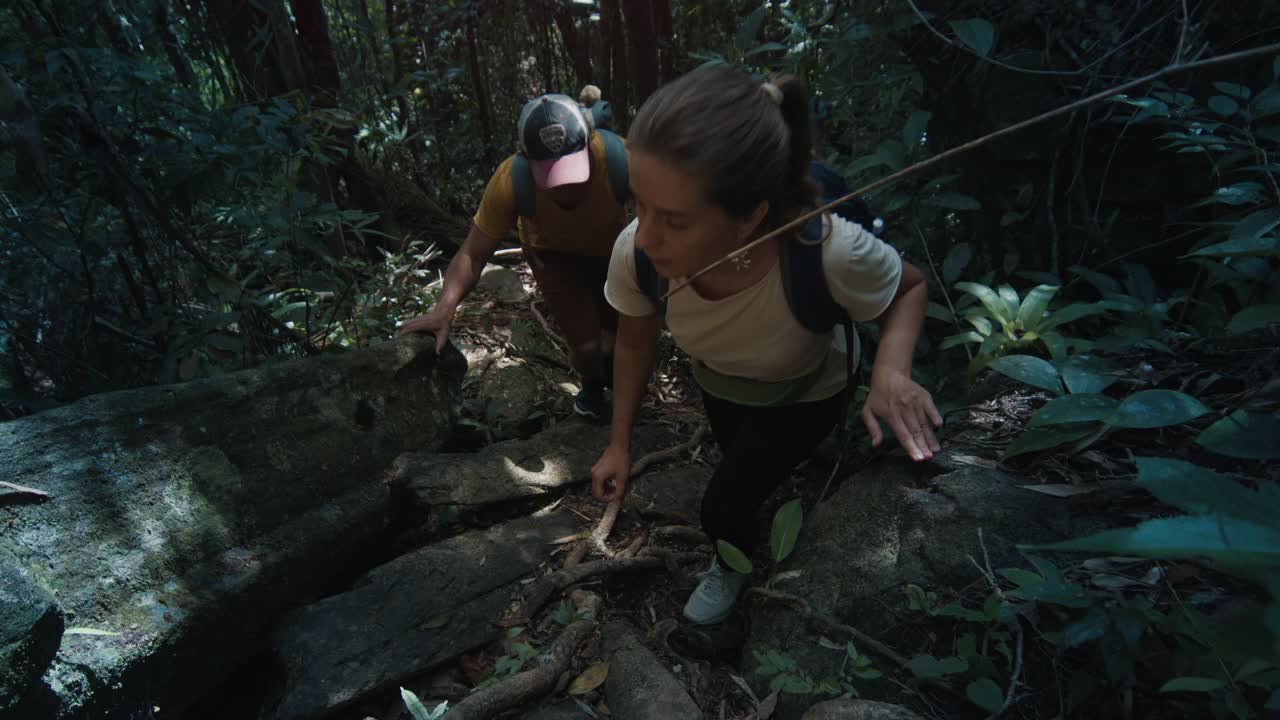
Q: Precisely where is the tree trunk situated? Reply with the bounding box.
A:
[153,1,197,87]
[596,0,614,98]
[202,0,305,98]
[385,0,410,123]
[292,0,342,103]
[621,0,658,105]
[654,0,674,85]
[554,7,591,90]
[603,0,628,123]
[465,16,494,155]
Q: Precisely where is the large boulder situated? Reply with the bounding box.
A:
[0,553,64,715]
[269,510,582,720]
[744,458,1114,720]
[0,336,464,719]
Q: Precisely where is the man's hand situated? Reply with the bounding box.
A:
[397,304,456,353]
[591,443,631,503]
[860,369,942,461]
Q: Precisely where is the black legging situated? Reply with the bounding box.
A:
[699,388,848,559]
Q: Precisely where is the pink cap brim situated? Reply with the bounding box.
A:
[531,146,590,188]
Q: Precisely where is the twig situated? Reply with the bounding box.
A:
[998,622,1026,718]
[445,593,601,720]
[528,299,569,362]
[748,587,959,697]
[661,40,1280,302]
[914,223,969,363]
[513,556,663,625]
[0,481,51,501]
[968,527,1005,599]
[1176,0,1190,65]
[631,423,709,476]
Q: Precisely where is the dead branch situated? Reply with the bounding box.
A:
[444,593,601,720]
[0,481,51,501]
[514,556,663,625]
[631,423,708,476]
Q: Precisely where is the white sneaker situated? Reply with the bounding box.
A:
[682,561,748,625]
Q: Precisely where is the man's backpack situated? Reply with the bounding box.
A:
[509,128,629,219]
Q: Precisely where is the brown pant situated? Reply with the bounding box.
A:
[525,247,618,387]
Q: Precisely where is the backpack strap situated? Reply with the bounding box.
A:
[597,129,630,207]
[780,217,847,335]
[510,154,536,218]
[633,245,667,314]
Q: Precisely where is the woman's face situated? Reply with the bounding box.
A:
[629,150,764,278]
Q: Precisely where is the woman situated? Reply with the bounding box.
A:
[591,65,942,625]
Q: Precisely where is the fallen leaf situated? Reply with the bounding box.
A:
[569,662,609,695]
[1019,483,1097,498]
[550,531,590,545]
[419,613,449,630]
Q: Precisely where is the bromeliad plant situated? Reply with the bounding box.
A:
[940,283,1115,368]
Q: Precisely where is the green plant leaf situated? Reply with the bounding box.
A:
[718,540,754,574]
[1196,410,1280,459]
[1214,81,1252,100]
[1160,677,1226,693]
[1106,390,1210,429]
[988,354,1065,395]
[1226,687,1250,720]
[1055,355,1120,394]
[963,310,993,336]
[770,498,803,563]
[1135,456,1280,527]
[1016,284,1059,331]
[1003,424,1098,459]
[941,331,983,349]
[949,18,995,57]
[1233,208,1280,245]
[1186,235,1278,259]
[997,284,1021,322]
[1064,609,1109,648]
[942,242,972,284]
[736,6,766,51]
[1208,95,1240,116]
[907,654,969,679]
[1069,265,1122,294]
[1041,331,1068,360]
[928,192,981,210]
[745,42,789,56]
[1201,182,1266,206]
[997,568,1043,587]
[966,677,1004,712]
[1030,394,1119,426]
[401,687,437,720]
[1025,514,1280,569]
[903,110,932,150]
[1227,304,1280,334]
[926,302,954,324]
[955,282,1013,325]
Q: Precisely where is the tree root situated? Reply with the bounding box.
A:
[509,556,663,626]
[443,592,602,720]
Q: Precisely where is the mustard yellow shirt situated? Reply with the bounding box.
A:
[473,132,629,257]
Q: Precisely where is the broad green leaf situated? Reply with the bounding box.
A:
[1231,208,1280,246]
[1107,390,1209,429]
[1208,95,1240,117]
[966,677,1004,712]
[1254,84,1280,118]
[988,355,1065,395]
[1003,425,1098,459]
[997,568,1043,587]
[1016,285,1060,331]
[401,688,436,720]
[926,302,954,324]
[1041,331,1067,360]
[1227,304,1280,334]
[1055,355,1120,394]
[1069,265,1122,294]
[963,310,993,336]
[717,540,754,574]
[955,282,1013,324]
[997,284,1021,321]
[745,42,788,57]
[1196,411,1280,459]
[1063,609,1108,648]
[736,6,766,50]
[1135,456,1280,528]
[1186,235,1278,259]
[1160,677,1226,693]
[769,498,803,563]
[941,332,983,349]
[1042,302,1113,329]
[1226,688,1250,720]
[1213,82,1252,100]
[949,18,995,57]
[903,110,932,150]
[907,654,969,679]
[1025,514,1280,569]
[1030,394,1119,426]
[928,192,981,210]
[942,242,972,284]
[1199,182,1265,206]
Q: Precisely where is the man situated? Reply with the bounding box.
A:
[398,94,629,418]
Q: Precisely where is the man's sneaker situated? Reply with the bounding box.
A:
[683,561,748,625]
[573,383,608,419]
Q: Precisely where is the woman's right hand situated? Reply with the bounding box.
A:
[591,443,631,503]
[397,304,455,353]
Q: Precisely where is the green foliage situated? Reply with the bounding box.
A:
[400,687,448,720]
[754,641,881,698]
[941,282,1113,367]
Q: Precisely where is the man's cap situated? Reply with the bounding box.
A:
[517,94,592,188]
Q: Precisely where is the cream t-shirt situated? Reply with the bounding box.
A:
[605,214,903,402]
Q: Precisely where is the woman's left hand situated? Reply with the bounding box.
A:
[860,369,943,461]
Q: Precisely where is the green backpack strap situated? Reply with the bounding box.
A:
[597,129,630,206]
[509,154,536,218]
